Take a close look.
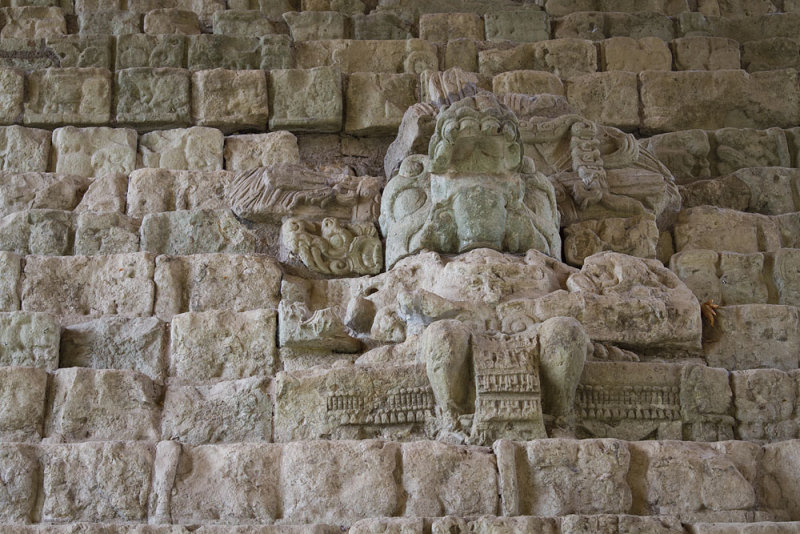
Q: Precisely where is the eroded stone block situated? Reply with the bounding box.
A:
[143,8,200,35]
[293,39,437,74]
[73,211,140,255]
[712,127,791,177]
[45,35,113,69]
[192,69,268,132]
[0,172,87,220]
[140,209,257,255]
[223,131,300,171]
[673,207,781,254]
[52,126,137,177]
[212,9,277,37]
[760,440,800,520]
[138,127,223,171]
[419,12,483,41]
[0,366,47,442]
[345,72,417,135]
[0,252,20,312]
[126,168,232,217]
[0,6,66,39]
[563,215,659,266]
[78,9,141,36]
[0,68,23,124]
[742,38,800,73]
[566,71,639,130]
[485,10,549,42]
[284,11,347,41]
[352,12,412,40]
[116,34,186,69]
[187,35,266,70]
[269,66,342,132]
[602,36,672,72]
[732,369,797,441]
[672,37,740,71]
[554,11,673,41]
[0,444,39,523]
[640,130,711,184]
[74,173,128,214]
[0,126,51,173]
[0,209,73,256]
[115,68,191,129]
[492,70,564,96]
[479,39,597,79]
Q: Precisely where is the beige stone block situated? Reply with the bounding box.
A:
[0,444,39,523]
[74,172,128,214]
[187,35,260,70]
[21,252,156,319]
[224,131,300,171]
[563,215,659,266]
[138,127,223,171]
[115,68,192,129]
[760,440,800,520]
[41,441,154,522]
[351,519,426,534]
[725,167,800,215]
[669,249,723,305]
[143,8,200,35]
[419,12,483,41]
[192,69,268,132]
[478,39,597,79]
[60,316,168,381]
[0,252,20,312]
[212,9,277,37]
[153,253,281,320]
[0,209,73,256]
[0,38,58,70]
[554,11,673,41]
[162,376,271,443]
[352,12,412,40]
[284,11,347,41]
[345,72,417,136]
[52,126,137,178]
[672,36,740,71]
[732,369,796,441]
[712,127,791,177]
[679,175,751,213]
[545,0,689,16]
[45,368,161,441]
[293,39,437,74]
[0,6,66,38]
[0,366,47,442]
[269,66,343,132]
[443,38,478,72]
[717,0,778,16]
[0,68,22,124]
[73,211,140,255]
[126,168,232,217]
[742,38,800,73]
[23,68,111,126]
[0,311,58,368]
[717,252,769,305]
[45,35,113,69]
[116,34,186,69]
[78,10,141,35]
[602,36,672,72]
[140,209,257,255]
[566,71,639,130]
[560,515,685,533]
[639,130,711,184]
[774,248,800,306]
[696,13,800,43]
[484,10,549,42]
[301,0,365,14]
[492,70,564,96]
[0,126,51,172]
[673,206,781,254]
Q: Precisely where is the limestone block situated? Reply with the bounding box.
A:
[161,376,271,443]
[345,72,417,135]
[302,0,365,15]
[759,440,800,520]
[690,13,800,43]
[495,439,631,516]
[679,174,751,213]
[716,0,778,16]
[640,70,800,133]
[602,36,672,72]
[401,441,497,517]
[0,444,39,523]
[478,39,597,79]
[545,0,689,16]
[492,70,565,96]
[212,10,277,37]
[639,130,712,184]
[74,173,128,214]
[419,13,483,41]
[712,128,791,177]
[0,252,20,311]
[187,35,261,70]
[0,367,47,442]
[742,38,800,73]
[294,39,438,74]
[45,368,161,441]
[41,441,154,522]
[566,71,639,130]
[351,519,425,534]
[732,369,796,441]
[192,69,268,132]
[774,248,800,306]
[115,68,192,129]
[716,252,769,305]
[352,12,413,40]
[73,211,140,255]
[484,10,549,42]
[143,9,200,35]
[116,34,187,69]
[0,209,73,256]
[52,126,137,178]
[0,172,88,219]
[777,212,800,249]
[672,37,740,71]
[0,38,58,70]
[140,209,257,255]
[554,12,673,41]
[224,131,300,171]
[0,126,50,172]
[730,168,800,216]
[24,68,111,127]
[138,127,223,171]
[443,38,478,72]
[153,253,281,320]
[269,66,342,132]
[563,215,659,266]
[78,10,141,35]
[126,168,232,217]
[0,7,66,38]
[0,68,22,124]
[284,11,347,41]
[0,312,59,369]
[60,316,168,382]
[673,207,781,254]
[169,309,277,382]
[21,252,156,318]
[45,35,113,69]
[560,515,685,534]
[704,305,800,371]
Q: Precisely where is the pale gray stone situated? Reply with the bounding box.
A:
[563,215,659,266]
[732,369,797,441]
[672,37,740,71]
[223,131,300,171]
[0,209,74,256]
[0,171,88,219]
[566,71,640,130]
[293,39,437,74]
[0,126,51,173]
[0,252,20,311]
[492,70,565,96]
[143,8,200,35]
[0,444,39,523]
[126,168,232,217]
[0,367,47,442]
[138,127,224,171]
[74,211,140,255]
[639,130,711,184]
[115,34,186,69]
[24,68,111,127]
[0,311,59,369]
[602,36,672,72]
[284,11,347,41]
[485,10,549,42]
[554,12,674,41]
[115,68,192,129]
[760,440,800,520]
[78,10,141,35]
[45,35,113,69]
[140,209,257,255]
[192,69,269,133]
[186,35,262,70]
[52,126,138,178]
[213,9,278,37]
[0,68,23,124]
[74,173,128,214]
[269,67,343,132]
[560,515,685,533]
[344,72,417,136]
[0,6,66,39]
[673,207,781,254]
[479,39,597,79]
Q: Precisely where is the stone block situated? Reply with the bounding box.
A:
[545,0,689,16]
[0,444,39,523]
[774,248,800,306]
[52,126,137,177]
[672,37,740,71]
[143,8,200,35]
[140,209,258,255]
[60,316,168,382]
[563,215,659,266]
[742,38,800,73]
[0,6,66,38]
[732,369,796,441]
[0,366,47,442]
[73,211,140,255]
[41,441,154,522]
[344,72,417,135]
[444,38,478,72]
[115,34,187,69]
[679,175,751,213]
[269,66,342,132]
[0,209,73,256]
[212,9,277,37]
[126,168,232,217]
[186,35,261,70]
[712,127,791,177]
[759,440,800,520]
[78,10,141,35]
[0,68,23,124]
[560,515,685,533]
[284,11,347,41]
[726,167,800,215]
[639,130,711,184]
[0,252,20,311]
[45,368,161,441]
[479,39,597,79]
[115,68,191,129]
[554,11,673,41]
[492,70,565,96]
[352,12,412,40]
[0,126,51,172]
[138,127,224,171]
[601,36,672,72]
[301,0,365,15]
[0,311,59,369]
[169,308,277,382]
[153,253,281,320]
[691,13,800,43]
[566,71,639,130]
[224,131,300,171]
[74,172,128,214]
[350,519,425,534]
[716,0,778,16]
[161,376,271,443]
[673,207,781,254]
[419,13,483,41]
[45,35,113,69]
[21,253,156,319]
[192,69,268,132]
[293,39,437,74]
[640,70,800,133]
[484,10,549,42]
[23,68,111,126]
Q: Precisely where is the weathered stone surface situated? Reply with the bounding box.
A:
[293,39,437,74]
[485,10,549,42]
[684,13,800,43]
[0,312,59,368]
[0,171,87,219]
[153,253,281,320]
[138,127,224,171]
[555,11,673,41]
[73,211,140,255]
[672,37,740,71]
[742,38,800,73]
[161,376,271,443]
[0,209,73,256]
[563,215,659,266]
[602,36,672,72]
[284,11,347,41]
[24,68,111,127]
[188,35,291,71]
[492,70,565,96]
[566,71,639,130]
[115,68,192,129]
[45,35,113,69]
[116,34,186,69]
[22,253,156,319]
[673,207,781,254]
[192,69,268,132]
[0,444,39,523]
[269,66,343,133]
[712,127,791,177]
[681,168,800,216]
[75,173,128,214]
[419,13,483,41]
[46,368,161,442]
[639,130,712,184]
[760,440,800,520]
[0,252,19,312]
[0,68,23,124]
[212,9,277,37]
[224,131,300,171]
[169,308,277,382]
[0,367,47,442]
[687,523,800,534]
[60,316,168,381]
[352,11,412,40]
[345,72,417,135]
[1,6,66,39]
[545,0,688,16]
[126,168,232,217]
[479,39,597,79]
[141,209,256,255]
[78,10,140,35]
[52,126,137,177]
[732,369,797,441]
[143,8,200,35]
[0,126,51,173]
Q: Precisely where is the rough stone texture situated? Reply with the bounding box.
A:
[0,252,20,312]
[0,68,23,124]
[75,173,128,214]
[224,131,300,171]
[192,69,269,132]
[0,209,73,256]
[0,444,39,523]
[0,367,47,442]
[0,311,59,369]
[0,126,51,173]
[602,36,672,72]
[419,13,484,41]
[73,211,140,255]
[143,8,200,35]
[284,11,347,41]
[566,71,639,130]
[24,68,111,127]
[673,207,782,254]
[563,215,659,266]
[52,126,137,178]
[742,38,800,73]
[555,11,674,41]
[760,440,800,521]
[672,37,741,71]
[141,209,257,255]
[116,34,186,69]
[115,68,192,129]
[138,127,223,171]
[732,369,797,441]
[212,10,277,37]
[293,39,437,74]
[492,70,565,96]
[345,72,417,135]
[0,172,88,219]
[484,10,549,42]
[126,168,232,217]
[0,7,66,39]
[78,10,140,36]
[479,39,597,79]
[269,66,343,133]
[45,35,113,69]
